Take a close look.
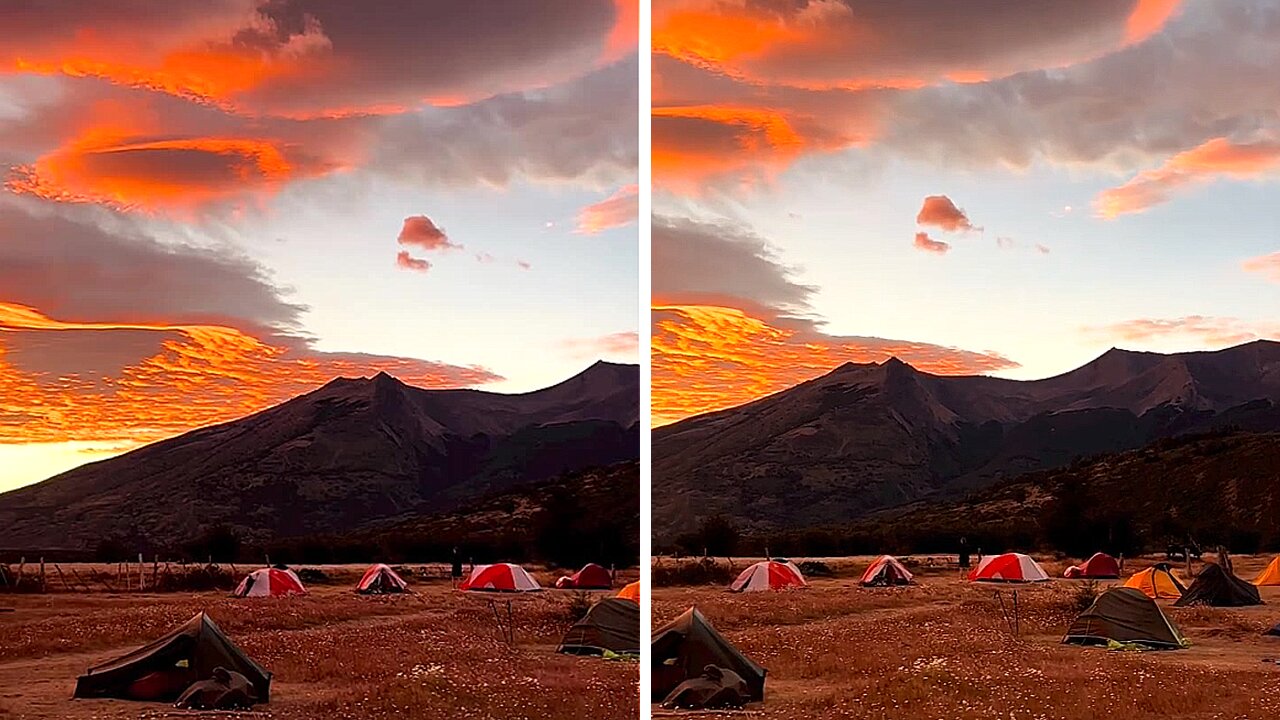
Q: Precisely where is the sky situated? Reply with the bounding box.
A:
[0,1,639,491]
[651,0,1280,425]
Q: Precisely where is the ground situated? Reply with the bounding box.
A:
[652,554,1280,719]
[0,565,638,719]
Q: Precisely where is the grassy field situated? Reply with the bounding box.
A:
[0,565,638,719]
[652,554,1280,719]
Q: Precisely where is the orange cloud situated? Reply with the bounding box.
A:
[1126,0,1184,44]
[1083,315,1277,347]
[1095,136,1280,218]
[0,302,499,445]
[913,232,950,254]
[1244,253,1280,283]
[605,0,640,62]
[652,105,845,189]
[6,127,331,212]
[562,331,640,360]
[576,184,639,233]
[651,304,1017,425]
[916,195,977,233]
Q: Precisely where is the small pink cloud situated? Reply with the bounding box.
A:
[562,330,639,359]
[917,195,977,233]
[1243,252,1280,282]
[575,184,639,234]
[398,215,461,251]
[395,251,430,272]
[913,231,951,254]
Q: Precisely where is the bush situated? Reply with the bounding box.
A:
[1070,579,1101,612]
[653,557,738,587]
[798,560,834,578]
[564,590,594,623]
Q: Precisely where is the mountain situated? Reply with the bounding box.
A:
[653,340,1280,541]
[853,431,1280,555]
[0,361,639,552]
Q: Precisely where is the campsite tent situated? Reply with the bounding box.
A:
[356,564,408,594]
[1124,564,1187,599]
[859,555,914,586]
[232,568,306,598]
[1063,587,1187,650]
[968,553,1050,583]
[459,563,542,593]
[652,607,766,703]
[616,581,640,602]
[1078,553,1121,578]
[1175,563,1262,607]
[74,612,271,702]
[557,598,640,656]
[1255,556,1280,586]
[555,563,613,590]
[1063,566,1083,578]
[729,561,806,592]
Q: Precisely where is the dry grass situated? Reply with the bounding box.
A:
[0,566,638,719]
[653,554,1280,719]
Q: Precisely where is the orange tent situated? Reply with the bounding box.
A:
[1123,564,1187,599]
[616,581,639,602]
[1254,556,1280,586]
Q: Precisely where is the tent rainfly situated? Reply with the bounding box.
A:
[74,612,271,702]
[729,561,806,592]
[557,598,640,656]
[356,564,409,594]
[1063,587,1187,650]
[459,563,542,593]
[859,555,914,586]
[1175,563,1262,607]
[232,568,306,598]
[651,607,766,703]
[1123,564,1187,600]
[968,553,1050,583]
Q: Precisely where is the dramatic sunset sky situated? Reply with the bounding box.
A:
[652,0,1280,425]
[0,1,638,490]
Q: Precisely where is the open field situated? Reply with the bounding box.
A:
[653,555,1280,719]
[0,565,638,719]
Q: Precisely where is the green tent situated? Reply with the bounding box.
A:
[74,612,271,702]
[1064,587,1187,650]
[557,598,640,656]
[652,607,765,702]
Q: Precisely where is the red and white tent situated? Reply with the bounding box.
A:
[729,560,807,592]
[232,568,307,597]
[356,563,409,594]
[859,555,914,586]
[459,563,542,593]
[968,553,1050,583]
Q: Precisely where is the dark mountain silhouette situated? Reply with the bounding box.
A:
[0,361,639,552]
[851,431,1280,556]
[653,340,1280,541]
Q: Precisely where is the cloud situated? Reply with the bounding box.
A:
[7,130,333,213]
[1095,136,1280,218]
[913,232,951,254]
[884,0,1280,171]
[397,215,459,251]
[652,304,1017,425]
[395,251,430,273]
[0,205,500,445]
[653,0,1178,92]
[562,331,639,359]
[1083,315,1278,347]
[650,0,1189,184]
[1,0,629,119]
[1244,252,1280,282]
[916,195,977,232]
[653,216,817,322]
[576,184,639,234]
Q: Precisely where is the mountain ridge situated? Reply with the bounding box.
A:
[653,341,1280,541]
[0,360,639,552]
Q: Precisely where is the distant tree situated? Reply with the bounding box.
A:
[95,536,130,563]
[699,515,740,557]
[185,525,241,562]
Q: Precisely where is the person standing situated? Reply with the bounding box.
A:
[958,537,971,571]
[451,547,463,588]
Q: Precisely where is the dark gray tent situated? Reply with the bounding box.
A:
[1063,587,1187,649]
[74,612,271,702]
[557,598,640,655]
[1174,562,1262,607]
[652,607,765,703]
